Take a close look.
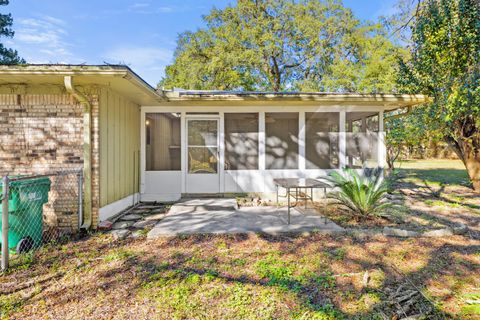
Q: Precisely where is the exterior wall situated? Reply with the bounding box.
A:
[91,96,100,227]
[0,94,86,233]
[98,88,140,220]
[0,88,141,228]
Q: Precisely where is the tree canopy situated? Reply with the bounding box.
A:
[0,0,24,64]
[397,0,480,190]
[160,0,403,92]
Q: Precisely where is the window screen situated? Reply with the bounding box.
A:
[305,112,339,169]
[265,112,299,169]
[224,113,259,170]
[187,119,218,174]
[346,112,379,168]
[145,113,181,171]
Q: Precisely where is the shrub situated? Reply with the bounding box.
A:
[327,168,392,220]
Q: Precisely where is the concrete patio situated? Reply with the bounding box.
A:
[147,198,344,238]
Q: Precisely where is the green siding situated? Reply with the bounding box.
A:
[99,88,140,207]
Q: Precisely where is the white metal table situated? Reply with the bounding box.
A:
[274,178,332,224]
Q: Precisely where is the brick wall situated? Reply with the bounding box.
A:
[0,94,99,234]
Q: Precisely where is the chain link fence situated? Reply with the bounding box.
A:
[1,169,83,270]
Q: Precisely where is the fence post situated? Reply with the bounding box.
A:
[77,170,83,230]
[2,175,9,271]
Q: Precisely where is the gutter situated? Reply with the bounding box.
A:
[64,76,92,229]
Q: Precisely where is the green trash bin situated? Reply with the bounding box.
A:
[0,177,51,253]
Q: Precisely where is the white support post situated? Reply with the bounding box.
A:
[219,112,225,193]
[299,111,306,172]
[339,111,346,169]
[180,111,186,193]
[378,110,386,169]
[259,112,266,171]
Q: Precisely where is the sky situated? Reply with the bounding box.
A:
[4,0,398,86]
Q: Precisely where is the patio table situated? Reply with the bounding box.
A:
[273,178,332,224]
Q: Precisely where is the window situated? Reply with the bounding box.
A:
[145,113,181,171]
[346,112,379,168]
[305,112,339,169]
[224,113,259,170]
[265,112,299,169]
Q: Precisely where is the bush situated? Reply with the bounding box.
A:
[327,168,392,220]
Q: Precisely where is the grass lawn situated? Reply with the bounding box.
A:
[1,160,479,320]
[2,233,479,319]
[396,159,471,187]
[393,159,480,234]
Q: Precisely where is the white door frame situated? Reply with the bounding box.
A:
[184,115,221,193]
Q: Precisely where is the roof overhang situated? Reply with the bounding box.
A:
[0,64,166,105]
[0,65,430,109]
[163,90,431,110]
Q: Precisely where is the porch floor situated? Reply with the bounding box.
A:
[147,198,344,238]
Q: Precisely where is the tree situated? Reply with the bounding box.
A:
[0,0,24,64]
[397,0,480,190]
[385,107,442,170]
[160,0,402,92]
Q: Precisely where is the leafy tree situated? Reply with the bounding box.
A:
[160,0,402,92]
[397,0,480,190]
[0,0,24,64]
[385,107,441,169]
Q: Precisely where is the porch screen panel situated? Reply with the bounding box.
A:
[346,112,379,168]
[145,113,181,171]
[187,119,218,174]
[265,112,299,169]
[305,112,339,169]
[224,113,259,170]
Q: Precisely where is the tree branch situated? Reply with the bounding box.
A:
[389,0,422,38]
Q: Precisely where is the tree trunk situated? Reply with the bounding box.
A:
[445,131,480,192]
[465,155,480,191]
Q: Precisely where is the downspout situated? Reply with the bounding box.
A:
[64,76,92,229]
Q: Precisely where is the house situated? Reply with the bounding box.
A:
[0,65,428,231]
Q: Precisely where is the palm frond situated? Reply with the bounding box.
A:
[327,167,390,219]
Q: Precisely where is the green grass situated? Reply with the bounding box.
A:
[103,248,136,262]
[461,293,480,317]
[424,199,463,208]
[396,159,470,187]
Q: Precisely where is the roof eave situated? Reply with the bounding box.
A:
[164,92,430,106]
[0,65,167,103]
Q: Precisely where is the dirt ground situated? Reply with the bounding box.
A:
[1,232,479,319]
[319,160,480,238]
[1,160,479,319]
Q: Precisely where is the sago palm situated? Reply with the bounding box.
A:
[327,168,392,220]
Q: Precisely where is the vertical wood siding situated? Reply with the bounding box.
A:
[99,88,140,207]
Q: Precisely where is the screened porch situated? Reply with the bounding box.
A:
[140,108,385,201]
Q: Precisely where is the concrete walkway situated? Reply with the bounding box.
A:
[147,198,344,238]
